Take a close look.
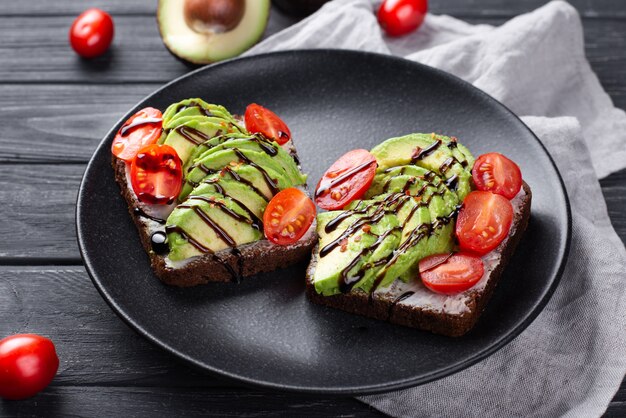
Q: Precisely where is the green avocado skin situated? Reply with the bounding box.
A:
[313,133,473,296]
[160,99,307,261]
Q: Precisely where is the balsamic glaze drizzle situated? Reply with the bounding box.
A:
[133,207,166,224]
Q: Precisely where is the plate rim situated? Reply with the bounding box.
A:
[76,49,572,395]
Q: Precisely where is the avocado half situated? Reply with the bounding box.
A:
[158,0,270,65]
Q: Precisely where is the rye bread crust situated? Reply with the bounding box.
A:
[305,182,532,337]
[112,151,317,287]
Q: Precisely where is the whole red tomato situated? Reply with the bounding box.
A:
[0,334,59,400]
[69,8,114,58]
[378,0,428,37]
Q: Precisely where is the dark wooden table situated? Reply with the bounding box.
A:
[0,1,624,416]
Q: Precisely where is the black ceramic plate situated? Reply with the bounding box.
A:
[77,50,570,395]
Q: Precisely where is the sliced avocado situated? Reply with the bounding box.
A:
[184,132,250,171]
[162,120,242,165]
[202,163,280,201]
[166,191,262,261]
[181,143,306,200]
[373,192,457,289]
[189,174,268,221]
[157,0,271,65]
[313,204,400,296]
[370,133,474,200]
[162,99,239,127]
[192,135,303,183]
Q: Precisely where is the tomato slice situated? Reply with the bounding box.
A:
[456,191,513,255]
[315,149,378,210]
[472,153,522,199]
[419,252,484,295]
[111,107,163,162]
[0,334,59,400]
[130,144,183,205]
[264,188,316,245]
[244,103,291,145]
[378,0,428,37]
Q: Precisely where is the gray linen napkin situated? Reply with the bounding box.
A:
[247,1,626,416]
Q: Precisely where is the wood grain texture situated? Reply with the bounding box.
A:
[1,0,624,18]
[0,12,298,84]
[0,387,382,417]
[0,165,82,262]
[0,15,624,85]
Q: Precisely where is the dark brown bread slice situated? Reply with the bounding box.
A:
[112,152,317,287]
[305,182,532,337]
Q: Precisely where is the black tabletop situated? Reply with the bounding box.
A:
[0,1,624,416]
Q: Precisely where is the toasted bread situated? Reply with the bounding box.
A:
[305,182,531,336]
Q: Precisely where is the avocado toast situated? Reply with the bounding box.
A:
[306,134,531,336]
[112,99,317,286]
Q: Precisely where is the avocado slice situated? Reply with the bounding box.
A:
[370,133,474,200]
[181,142,306,200]
[157,0,271,65]
[190,174,269,222]
[166,191,263,261]
[372,191,457,290]
[192,135,304,182]
[163,99,242,130]
[162,120,244,166]
[191,163,279,201]
[313,203,401,296]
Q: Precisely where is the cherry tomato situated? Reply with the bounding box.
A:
[69,8,114,58]
[419,252,484,295]
[0,334,59,400]
[264,188,316,245]
[244,104,291,145]
[472,153,522,199]
[315,149,377,211]
[456,191,513,255]
[130,144,183,205]
[111,107,163,162]
[378,0,428,37]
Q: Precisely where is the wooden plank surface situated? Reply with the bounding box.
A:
[0,16,623,84]
[1,387,381,418]
[1,0,624,18]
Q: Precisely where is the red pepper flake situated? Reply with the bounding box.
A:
[354,235,362,242]
[340,238,348,252]
[362,225,371,233]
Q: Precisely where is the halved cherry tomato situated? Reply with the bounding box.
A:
[130,144,183,205]
[378,0,428,37]
[111,107,163,162]
[315,149,377,210]
[244,104,291,145]
[472,153,522,199]
[419,252,484,295]
[264,188,316,245]
[69,8,114,58]
[456,191,513,255]
[0,334,59,400]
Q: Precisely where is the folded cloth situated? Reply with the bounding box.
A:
[247,1,626,416]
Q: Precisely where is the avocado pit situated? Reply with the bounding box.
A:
[183,0,245,34]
